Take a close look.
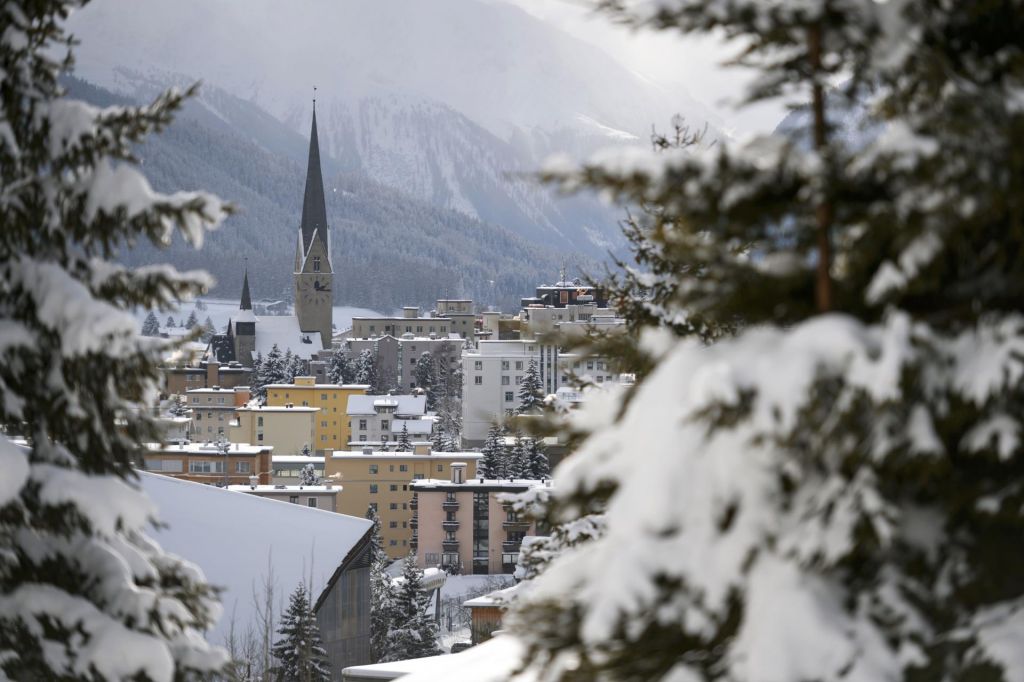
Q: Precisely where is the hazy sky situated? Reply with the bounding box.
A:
[503,0,789,135]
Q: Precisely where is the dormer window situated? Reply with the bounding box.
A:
[312,256,321,273]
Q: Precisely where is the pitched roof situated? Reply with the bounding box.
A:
[347,394,426,416]
[299,109,328,256]
[239,269,252,311]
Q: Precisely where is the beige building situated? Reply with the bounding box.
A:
[187,386,250,439]
[141,442,274,486]
[226,482,340,512]
[411,465,548,574]
[271,455,326,484]
[326,449,481,559]
[350,307,451,340]
[231,404,318,456]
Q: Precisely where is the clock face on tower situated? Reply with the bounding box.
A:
[299,277,331,304]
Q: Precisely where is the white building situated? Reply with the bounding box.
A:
[347,394,434,447]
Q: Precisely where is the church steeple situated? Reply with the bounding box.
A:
[239,268,252,311]
[299,103,328,255]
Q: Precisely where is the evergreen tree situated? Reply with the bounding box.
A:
[249,351,266,403]
[167,396,189,418]
[506,434,529,479]
[396,422,412,451]
[526,437,550,479]
[368,526,397,663]
[365,504,384,562]
[270,583,330,682]
[201,315,215,342]
[166,315,176,328]
[141,310,160,336]
[354,348,378,389]
[480,424,506,479]
[282,349,296,382]
[300,443,312,457]
[517,359,544,414]
[185,309,199,329]
[505,2,1024,681]
[299,463,320,487]
[414,351,437,411]
[381,555,440,663]
[327,351,351,384]
[430,426,445,453]
[0,2,229,676]
[259,344,287,394]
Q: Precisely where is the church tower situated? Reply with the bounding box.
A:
[233,268,257,364]
[294,103,334,349]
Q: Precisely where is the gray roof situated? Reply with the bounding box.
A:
[239,270,252,311]
[299,109,328,256]
[347,394,426,416]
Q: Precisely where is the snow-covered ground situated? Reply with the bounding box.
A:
[133,297,381,335]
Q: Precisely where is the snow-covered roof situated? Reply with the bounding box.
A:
[411,478,550,490]
[249,315,323,363]
[347,394,426,416]
[139,473,371,645]
[462,581,528,608]
[272,455,325,464]
[391,566,447,593]
[236,405,320,413]
[331,451,482,460]
[342,635,531,681]
[146,442,272,455]
[226,484,339,493]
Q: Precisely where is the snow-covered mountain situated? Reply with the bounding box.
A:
[66,0,716,258]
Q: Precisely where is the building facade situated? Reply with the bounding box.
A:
[227,483,340,512]
[346,394,432,447]
[271,455,326,484]
[411,467,548,575]
[326,451,481,559]
[265,378,368,454]
[141,442,274,486]
[187,386,250,439]
[162,360,251,397]
[230,404,318,455]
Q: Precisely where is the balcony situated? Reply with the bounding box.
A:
[502,541,522,553]
[502,518,530,530]
[442,540,460,552]
[442,499,460,512]
[442,520,459,532]
[409,518,418,530]
[409,498,418,511]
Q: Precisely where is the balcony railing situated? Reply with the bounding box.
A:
[502,518,530,529]
[442,540,460,552]
[502,541,522,553]
[442,520,459,531]
[409,498,418,510]
[442,500,460,511]
[409,518,418,530]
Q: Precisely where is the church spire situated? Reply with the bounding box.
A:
[239,268,252,311]
[299,100,328,255]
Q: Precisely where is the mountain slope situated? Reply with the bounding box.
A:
[66,78,573,311]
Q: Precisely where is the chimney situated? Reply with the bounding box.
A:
[451,462,467,484]
[403,306,419,319]
[206,361,219,387]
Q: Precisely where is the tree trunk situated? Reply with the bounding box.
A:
[808,22,834,313]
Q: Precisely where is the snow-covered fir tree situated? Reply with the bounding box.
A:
[505,434,529,479]
[258,344,288,403]
[367,504,396,664]
[184,309,199,329]
[270,583,330,682]
[0,1,229,676]
[396,423,412,452]
[503,2,1024,680]
[381,555,440,663]
[201,315,215,342]
[354,348,379,391]
[526,437,550,479]
[327,352,351,384]
[430,427,445,453]
[165,315,176,328]
[516,359,544,414]
[167,396,189,418]
[249,351,266,403]
[141,311,160,336]
[300,443,312,457]
[414,351,437,411]
[480,425,506,479]
[299,463,320,487]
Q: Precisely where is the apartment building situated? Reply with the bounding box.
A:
[411,464,549,574]
[346,334,463,393]
[433,299,476,340]
[347,394,433,447]
[187,386,250,438]
[227,482,340,512]
[141,442,274,486]
[265,377,368,454]
[162,360,252,397]
[326,449,481,559]
[271,455,326,484]
[350,307,451,340]
[231,404,318,455]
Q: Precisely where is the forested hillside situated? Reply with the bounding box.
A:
[66,78,577,311]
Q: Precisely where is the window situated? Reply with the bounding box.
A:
[413,473,424,480]
[504,391,514,402]
[410,358,416,366]
[437,464,443,472]
[358,435,367,442]
[501,376,510,386]
[321,435,327,442]
[196,413,202,421]
[369,464,378,474]
[474,376,482,385]
[370,484,378,494]
[257,416,264,427]
[381,419,390,431]
[289,495,299,504]
[515,376,522,385]
[382,435,389,442]
[389,503,398,510]
[399,464,408,472]
[389,465,395,472]
[236,461,251,473]
[321,393,328,400]
[188,460,224,474]
[390,484,398,492]
[389,540,397,546]
[597,361,605,370]
[312,256,321,272]
[359,419,367,430]
[321,420,328,428]
[403,521,408,528]
[307,498,317,508]
[474,361,482,371]
[501,360,510,370]
[416,326,423,333]
[389,521,398,529]
[597,376,605,383]
[587,361,594,370]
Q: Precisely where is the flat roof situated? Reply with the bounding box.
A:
[331,452,482,460]
[147,442,273,454]
[227,485,339,494]
[411,478,548,489]
[265,383,370,390]
[236,405,319,412]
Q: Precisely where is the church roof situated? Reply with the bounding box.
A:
[239,269,252,311]
[299,108,329,256]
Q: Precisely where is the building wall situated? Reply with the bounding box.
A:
[141,450,272,485]
[266,379,367,454]
[237,489,338,512]
[231,407,317,456]
[316,541,372,671]
[461,341,542,443]
[326,454,480,559]
[469,606,504,645]
[351,317,450,340]
[164,364,251,397]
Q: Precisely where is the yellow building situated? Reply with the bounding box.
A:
[326,448,482,559]
[265,377,368,454]
[230,404,319,456]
